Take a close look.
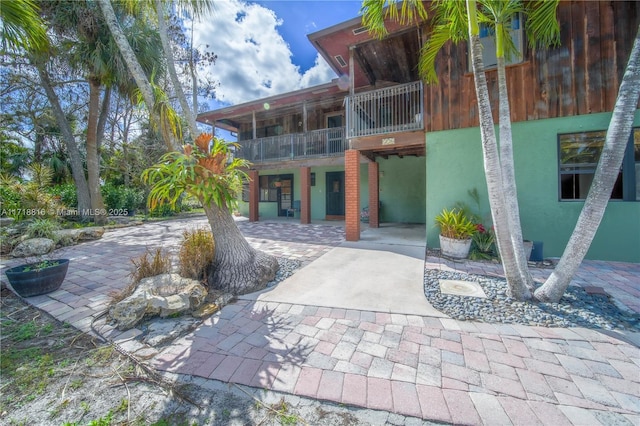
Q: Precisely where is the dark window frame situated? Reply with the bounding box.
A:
[558,128,639,202]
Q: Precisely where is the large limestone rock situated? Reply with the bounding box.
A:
[53,227,104,245]
[109,274,207,330]
[10,238,55,257]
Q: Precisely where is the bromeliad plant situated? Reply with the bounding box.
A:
[142,133,249,212]
[434,208,478,240]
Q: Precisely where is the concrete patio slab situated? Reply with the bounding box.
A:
[241,224,446,317]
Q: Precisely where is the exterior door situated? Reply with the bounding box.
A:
[325,171,345,217]
[277,178,293,216]
[326,113,344,153]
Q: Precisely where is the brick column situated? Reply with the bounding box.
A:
[300,166,311,224]
[368,161,379,228]
[345,150,360,241]
[248,170,259,222]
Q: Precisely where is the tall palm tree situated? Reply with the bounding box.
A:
[0,0,48,52]
[535,25,640,302]
[364,0,640,302]
[363,0,560,299]
[96,0,180,152]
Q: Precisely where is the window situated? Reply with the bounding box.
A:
[558,129,639,201]
[259,176,278,202]
[470,13,524,70]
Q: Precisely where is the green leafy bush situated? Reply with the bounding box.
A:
[46,184,78,209]
[102,184,144,212]
[179,228,215,280]
[26,218,60,240]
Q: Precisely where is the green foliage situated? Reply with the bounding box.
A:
[142,133,249,213]
[470,228,496,260]
[101,184,145,212]
[46,184,78,209]
[130,248,172,283]
[0,178,22,217]
[434,208,477,239]
[179,228,215,280]
[26,218,60,240]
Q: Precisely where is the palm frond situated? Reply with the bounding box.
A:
[524,0,560,49]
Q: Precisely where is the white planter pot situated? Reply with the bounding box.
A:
[439,235,472,259]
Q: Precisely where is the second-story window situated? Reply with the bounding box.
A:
[469,13,524,70]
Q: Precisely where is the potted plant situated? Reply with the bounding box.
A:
[435,208,477,259]
[4,258,69,297]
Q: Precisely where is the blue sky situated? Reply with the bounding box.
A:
[193,0,362,108]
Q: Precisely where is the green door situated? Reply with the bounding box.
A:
[326,171,345,216]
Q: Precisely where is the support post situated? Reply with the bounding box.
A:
[249,169,259,222]
[345,150,360,241]
[368,161,379,228]
[300,166,311,224]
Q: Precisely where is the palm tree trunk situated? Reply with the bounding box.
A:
[155,0,199,138]
[535,25,640,302]
[86,78,108,225]
[496,56,535,292]
[466,0,531,300]
[36,61,92,221]
[96,0,179,152]
[203,203,278,295]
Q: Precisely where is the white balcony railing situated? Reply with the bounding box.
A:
[345,81,424,138]
[237,127,346,163]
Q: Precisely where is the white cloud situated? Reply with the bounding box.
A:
[193,0,336,106]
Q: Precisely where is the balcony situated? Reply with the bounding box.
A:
[346,81,424,139]
[236,127,346,164]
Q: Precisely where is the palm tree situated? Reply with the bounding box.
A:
[363,0,640,302]
[0,0,48,52]
[363,0,560,300]
[153,0,213,139]
[535,24,640,302]
[96,0,180,151]
[143,134,279,294]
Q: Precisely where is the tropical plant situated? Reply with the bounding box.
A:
[143,133,278,294]
[179,228,215,280]
[0,0,48,52]
[470,224,495,260]
[434,208,477,240]
[26,219,60,240]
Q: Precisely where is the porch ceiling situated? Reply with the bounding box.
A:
[308,16,425,88]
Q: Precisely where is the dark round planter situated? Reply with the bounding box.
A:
[4,259,69,297]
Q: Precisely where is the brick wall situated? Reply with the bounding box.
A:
[345,150,360,241]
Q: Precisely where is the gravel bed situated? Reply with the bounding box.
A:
[424,268,640,332]
[267,257,302,287]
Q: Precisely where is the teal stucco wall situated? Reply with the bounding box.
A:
[426,111,640,263]
[378,156,426,224]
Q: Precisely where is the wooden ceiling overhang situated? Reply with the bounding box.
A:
[308,15,426,88]
[351,130,426,161]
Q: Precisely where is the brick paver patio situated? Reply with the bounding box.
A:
[1,216,639,425]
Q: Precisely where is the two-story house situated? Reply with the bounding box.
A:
[197,1,640,263]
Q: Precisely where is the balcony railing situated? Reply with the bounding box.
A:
[236,127,346,163]
[345,81,424,138]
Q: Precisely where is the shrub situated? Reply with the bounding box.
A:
[47,184,78,209]
[129,248,172,283]
[0,184,21,217]
[179,228,215,280]
[26,218,60,240]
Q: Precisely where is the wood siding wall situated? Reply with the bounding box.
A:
[424,1,640,132]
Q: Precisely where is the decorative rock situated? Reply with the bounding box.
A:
[53,227,104,243]
[109,274,207,330]
[10,238,55,257]
[0,217,14,227]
